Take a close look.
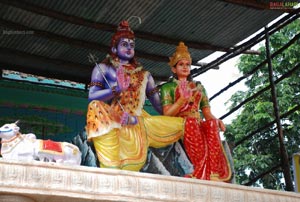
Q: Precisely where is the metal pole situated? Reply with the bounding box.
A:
[265,27,294,191]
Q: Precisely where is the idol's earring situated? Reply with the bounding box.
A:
[111,47,117,54]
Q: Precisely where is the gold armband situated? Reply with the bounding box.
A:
[147,87,159,97]
[88,82,104,88]
[111,86,120,97]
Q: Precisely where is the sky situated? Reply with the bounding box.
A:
[194,52,247,125]
[193,12,290,125]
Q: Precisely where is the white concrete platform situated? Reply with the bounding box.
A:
[0,159,299,202]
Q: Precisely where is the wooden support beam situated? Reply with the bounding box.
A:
[223,0,271,10]
[0,48,91,83]
[0,18,169,63]
[0,18,209,69]
[0,0,258,54]
[0,48,170,83]
[265,26,293,191]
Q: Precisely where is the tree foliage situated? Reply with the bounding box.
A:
[224,19,300,190]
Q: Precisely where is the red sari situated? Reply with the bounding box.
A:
[161,79,232,181]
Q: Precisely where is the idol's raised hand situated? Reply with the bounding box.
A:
[179,80,192,99]
[177,80,192,111]
[117,65,130,91]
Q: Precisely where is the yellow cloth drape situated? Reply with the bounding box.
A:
[86,101,184,171]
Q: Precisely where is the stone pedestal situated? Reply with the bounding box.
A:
[0,159,299,202]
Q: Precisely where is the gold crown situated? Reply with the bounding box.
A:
[168,42,192,67]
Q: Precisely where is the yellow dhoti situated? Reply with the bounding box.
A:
[86,100,184,171]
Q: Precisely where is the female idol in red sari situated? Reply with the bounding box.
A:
[160,42,232,182]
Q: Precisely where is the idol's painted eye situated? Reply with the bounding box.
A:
[120,42,128,47]
[178,61,191,67]
[130,43,135,49]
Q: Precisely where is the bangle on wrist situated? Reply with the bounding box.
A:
[176,99,185,106]
[174,102,181,107]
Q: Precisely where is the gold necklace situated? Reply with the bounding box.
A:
[109,54,143,74]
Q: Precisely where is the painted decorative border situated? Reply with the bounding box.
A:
[0,159,299,202]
